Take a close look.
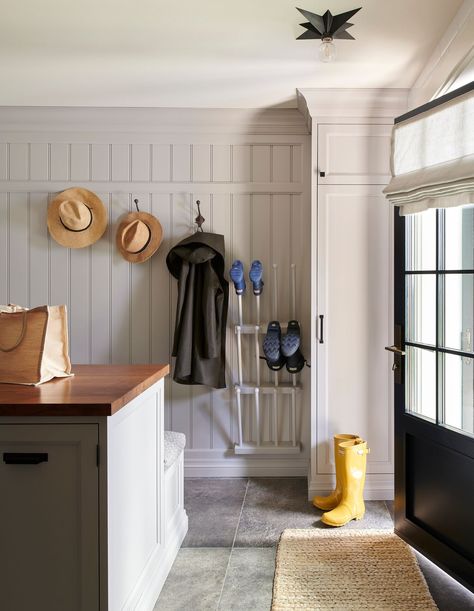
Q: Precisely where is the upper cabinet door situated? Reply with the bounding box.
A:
[317,124,392,185]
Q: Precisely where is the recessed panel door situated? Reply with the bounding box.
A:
[0,424,99,611]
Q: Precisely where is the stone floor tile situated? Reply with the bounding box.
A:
[154,548,231,611]
[218,548,276,611]
[183,478,248,547]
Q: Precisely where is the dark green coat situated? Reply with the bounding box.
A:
[166,232,229,389]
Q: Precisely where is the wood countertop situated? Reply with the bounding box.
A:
[0,364,169,417]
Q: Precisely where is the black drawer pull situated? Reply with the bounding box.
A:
[3,452,48,465]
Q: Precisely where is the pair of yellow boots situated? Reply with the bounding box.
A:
[313,434,370,527]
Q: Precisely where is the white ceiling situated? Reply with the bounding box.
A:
[0,0,463,108]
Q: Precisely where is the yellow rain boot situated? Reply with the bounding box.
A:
[321,438,369,527]
[312,434,361,511]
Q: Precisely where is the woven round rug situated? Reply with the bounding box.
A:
[272,529,437,610]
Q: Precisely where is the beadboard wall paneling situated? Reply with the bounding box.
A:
[0,108,311,476]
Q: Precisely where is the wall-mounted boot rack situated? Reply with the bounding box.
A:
[233,263,301,455]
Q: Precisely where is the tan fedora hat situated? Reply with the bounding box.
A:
[116,210,163,263]
[48,188,108,248]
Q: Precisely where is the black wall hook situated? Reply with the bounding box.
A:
[134,198,140,212]
[195,200,205,232]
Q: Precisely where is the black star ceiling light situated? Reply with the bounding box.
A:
[296,6,361,62]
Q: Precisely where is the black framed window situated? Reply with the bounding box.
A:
[404,205,474,437]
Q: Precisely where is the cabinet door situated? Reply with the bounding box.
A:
[318,124,392,184]
[0,424,99,611]
[316,185,393,485]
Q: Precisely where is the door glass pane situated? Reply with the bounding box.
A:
[442,274,474,353]
[441,352,474,435]
[405,346,436,421]
[443,205,474,270]
[405,208,436,271]
[406,274,436,346]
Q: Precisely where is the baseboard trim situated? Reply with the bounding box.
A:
[132,509,188,611]
[184,449,309,477]
[308,473,394,501]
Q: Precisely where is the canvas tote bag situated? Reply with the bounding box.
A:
[0,304,73,385]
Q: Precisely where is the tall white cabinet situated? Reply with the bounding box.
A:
[297,89,409,500]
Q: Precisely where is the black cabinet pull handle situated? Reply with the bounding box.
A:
[319,315,324,344]
[3,452,48,465]
[320,171,325,177]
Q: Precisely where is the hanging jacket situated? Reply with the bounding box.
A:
[166,232,229,389]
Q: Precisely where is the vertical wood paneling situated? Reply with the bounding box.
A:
[212,145,231,182]
[172,145,191,182]
[130,192,152,364]
[29,192,49,306]
[0,126,309,460]
[49,195,70,309]
[292,145,302,183]
[151,193,172,429]
[212,192,234,448]
[0,193,8,303]
[91,145,110,181]
[91,192,111,363]
[251,194,272,442]
[30,144,49,181]
[50,144,69,180]
[111,144,130,182]
[9,144,29,180]
[252,145,271,183]
[272,146,291,183]
[111,193,131,363]
[8,193,29,306]
[151,145,171,182]
[192,145,211,182]
[70,144,90,181]
[232,145,251,182]
[168,192,192,442]
[0,144,7,181]
[131,145,151,182]
[232,193,252,441]
[272,194,292,441]
[69,244,91,363]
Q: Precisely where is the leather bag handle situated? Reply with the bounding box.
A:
[0,310,28,352]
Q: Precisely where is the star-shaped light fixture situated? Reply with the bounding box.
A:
[296,6,361,62]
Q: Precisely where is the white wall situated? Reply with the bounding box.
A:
[0,107,311,476]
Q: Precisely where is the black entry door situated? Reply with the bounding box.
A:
[392,205,474,592]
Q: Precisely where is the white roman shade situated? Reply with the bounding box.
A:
[384,86,474,216]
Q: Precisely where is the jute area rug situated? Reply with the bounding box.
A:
[272,529,437,610]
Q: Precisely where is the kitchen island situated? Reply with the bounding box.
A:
[0,364,187,611]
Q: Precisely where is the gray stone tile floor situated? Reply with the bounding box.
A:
[154,477,474,610]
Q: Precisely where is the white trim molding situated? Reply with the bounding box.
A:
[409,0,474,108]
[297,88,409,126]
[0,106,309,136]
[184,449,309,478]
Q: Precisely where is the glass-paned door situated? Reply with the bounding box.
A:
[405,206,474,435]
[393,205,474,592]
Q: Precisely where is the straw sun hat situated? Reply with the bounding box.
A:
[47,188,108,248]
[116,206,163,263]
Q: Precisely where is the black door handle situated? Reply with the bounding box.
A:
[319,315,324,344]
[3,452,48,465]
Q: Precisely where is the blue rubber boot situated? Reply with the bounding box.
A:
[281,320,305,373]
[249,260,264,296]
[230,260,246,295]
[263,321,285,371]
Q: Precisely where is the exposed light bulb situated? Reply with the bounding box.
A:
[319,37,336,62]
